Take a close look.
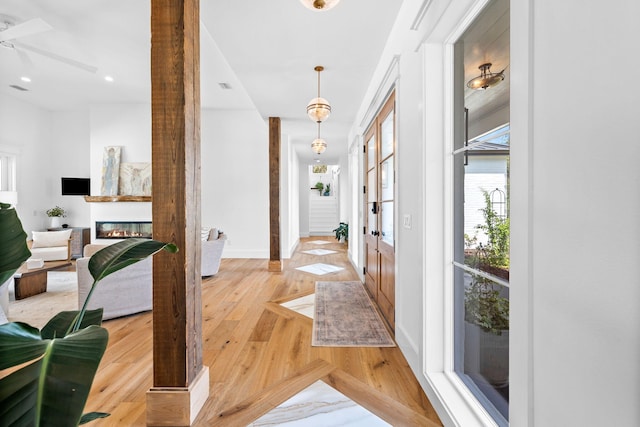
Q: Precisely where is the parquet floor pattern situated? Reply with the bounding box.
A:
[83,237,442,426]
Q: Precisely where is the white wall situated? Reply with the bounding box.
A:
[89,105,152,241]
[0,94,54,236]
[350,0,640,425]
[395,49,426,368]
[511,0,640,425]
[86,106,270,258]
[201,109,269,258]
[51,111,91,229]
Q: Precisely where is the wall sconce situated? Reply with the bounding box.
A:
[467,63,505,90]
[300,0,341,11]
[307,66,331,123]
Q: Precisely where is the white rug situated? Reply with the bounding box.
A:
[302,249,338,256]
[281,294,316,319]
[295,263,344,276]
[8,271,78,329]
[248,380,390,426]
[309,240,331,245]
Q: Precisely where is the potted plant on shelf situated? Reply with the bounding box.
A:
[333,222,348,243]
[314,181,324,195]
[46,205,67,229]
[323,183,331,196]
[0,201,177,425]
[463,190,509,388]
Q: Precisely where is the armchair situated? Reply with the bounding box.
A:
[28,230,72,262]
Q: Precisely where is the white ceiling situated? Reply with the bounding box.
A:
[0,0,404,166]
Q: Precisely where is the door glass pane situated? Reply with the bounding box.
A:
[367,134,376,169]
[381,201,393,245]
[380,111,394,159]
[381,156,393,201]
[367,169,376,203]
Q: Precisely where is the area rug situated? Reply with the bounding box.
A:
[8,271,77,328]
[312,281,395,347]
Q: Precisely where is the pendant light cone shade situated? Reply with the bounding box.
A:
[300,0,341,11]
[466,63,505,90]
[307,66,331,123]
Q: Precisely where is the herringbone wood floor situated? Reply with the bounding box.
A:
[79,237,441,426]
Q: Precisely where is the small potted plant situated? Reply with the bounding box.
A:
[324,183,331,196]
[314,182,324,195]
[333,222,348,243]
[46,205,67,228]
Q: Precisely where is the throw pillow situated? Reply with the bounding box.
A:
[31,230,72,248]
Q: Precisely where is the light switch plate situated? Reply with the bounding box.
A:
[403,214,412,229]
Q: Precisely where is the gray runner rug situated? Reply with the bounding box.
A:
[312,281,395,347]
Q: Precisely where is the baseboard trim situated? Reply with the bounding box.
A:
[146,366,210,426]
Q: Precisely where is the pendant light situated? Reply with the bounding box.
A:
[311,122,327,154]
[300,0,341,11]
[466,63,505,90]
[307,66,331,123]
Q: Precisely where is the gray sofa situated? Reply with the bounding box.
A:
[77,235,225,320]
[76,244,152,320]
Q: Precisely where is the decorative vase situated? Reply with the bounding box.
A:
[49,216,62,229]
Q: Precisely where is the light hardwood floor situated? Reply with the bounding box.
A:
[16,237,443,426]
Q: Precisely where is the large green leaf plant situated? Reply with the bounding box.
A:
[0,202,177,426]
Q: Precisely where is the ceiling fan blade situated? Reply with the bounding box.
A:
[14,41,98,74]
[0,18,52,42]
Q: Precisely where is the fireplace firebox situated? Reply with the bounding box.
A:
[95,221,152,239]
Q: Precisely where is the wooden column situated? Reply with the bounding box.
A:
[268,117,282,272]
[147,0,209,425]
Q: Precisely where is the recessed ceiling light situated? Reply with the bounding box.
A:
[20,76,31,83]
[104,76,114,82]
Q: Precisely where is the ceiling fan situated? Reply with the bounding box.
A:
[0,15,97,73]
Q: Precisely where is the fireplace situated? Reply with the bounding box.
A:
[95,221,152,239]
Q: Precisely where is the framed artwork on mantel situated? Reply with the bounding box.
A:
[119,162,152,196]
[100,146,121,196]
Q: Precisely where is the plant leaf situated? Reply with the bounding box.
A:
[0,204,31,285]
[79,412,110,424]
[87,238,178,283]
[41,309,104,340]
[0,326,109,426]
[0,322,47,370]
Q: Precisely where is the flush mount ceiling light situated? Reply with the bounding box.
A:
[307,66,331,123]
[466,63,505,90]
[300,0,341,11]
[311,123,327,154]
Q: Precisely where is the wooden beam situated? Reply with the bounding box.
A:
[268,117,282,272]
[148,0,208,424]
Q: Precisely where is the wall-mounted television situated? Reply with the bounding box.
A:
[61,177,90,196]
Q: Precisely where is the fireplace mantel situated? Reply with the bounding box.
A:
[84,195,151,202]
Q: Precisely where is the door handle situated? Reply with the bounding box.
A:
[371,230,379,236]
[371,201,377,214]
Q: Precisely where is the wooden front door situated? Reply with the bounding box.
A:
[364,93,396,329]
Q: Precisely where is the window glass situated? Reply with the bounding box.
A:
[451,0,510,423]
